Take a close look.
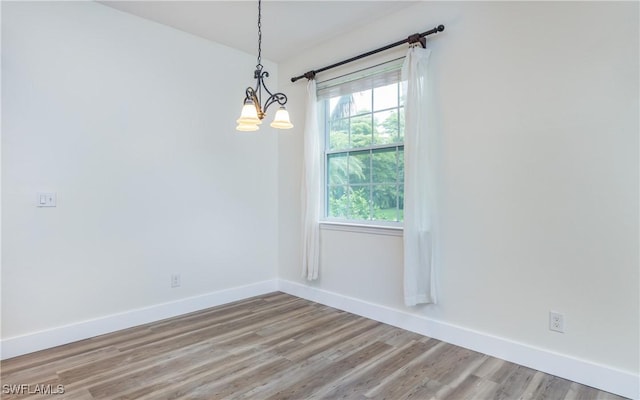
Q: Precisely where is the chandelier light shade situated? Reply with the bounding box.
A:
[237,121,261,130]
[236,0,293,131]
[236,99,261,125]
[270,107,294,129]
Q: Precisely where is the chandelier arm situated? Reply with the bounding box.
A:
[263,93,288,113]
[245,87,264,119]
[251,72,264,114]
[257,70,271,95]
[253,69,288,115]
[245,86,256,100]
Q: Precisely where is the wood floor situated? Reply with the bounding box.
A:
[0,293,628,400]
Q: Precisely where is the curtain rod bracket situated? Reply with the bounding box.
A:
[408,33,426,48]
[303,71,316,80]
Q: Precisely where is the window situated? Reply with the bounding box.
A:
[319,59,405,224]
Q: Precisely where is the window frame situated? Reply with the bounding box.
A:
[319,66,405,229]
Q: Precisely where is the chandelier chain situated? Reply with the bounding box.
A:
[257,0,262,69]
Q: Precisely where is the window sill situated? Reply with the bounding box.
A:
[319,221,403,237]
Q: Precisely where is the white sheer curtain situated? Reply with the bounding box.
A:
[402,46,437,306]
[301,79,321,280]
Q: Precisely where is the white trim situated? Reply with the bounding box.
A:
[0,280,278,360]
[320,221,403,237]
[277,279,639,400]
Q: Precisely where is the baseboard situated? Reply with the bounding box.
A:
[0,279,278,361]
[277,279,639,400]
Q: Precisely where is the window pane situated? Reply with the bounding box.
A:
[329,118,349,150]
[350,113,372,148]
[351,89,372,116]
[372,184,398,221]
[373,83,398,111]
[349,151,370,184]
[327,153,348,185]
[328,185,348,218]
[329,95,354,120]
[347,186,372,220]
[372,147,398,184]
[373,110,397,145]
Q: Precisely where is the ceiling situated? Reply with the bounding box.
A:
[99,1,417,62]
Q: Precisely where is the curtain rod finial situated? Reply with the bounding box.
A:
[437,25,445,32]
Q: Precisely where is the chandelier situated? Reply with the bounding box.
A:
[236,0,293,131]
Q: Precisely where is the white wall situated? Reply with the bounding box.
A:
[278,0,638,379]
[2,2,279,340]
[2,1,638,396]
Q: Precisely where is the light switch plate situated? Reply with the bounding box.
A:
[37,192,56,207]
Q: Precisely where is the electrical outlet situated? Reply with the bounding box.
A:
[549,311,564,333]
[171,274,181,288]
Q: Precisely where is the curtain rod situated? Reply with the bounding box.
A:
[290,25,444,83]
